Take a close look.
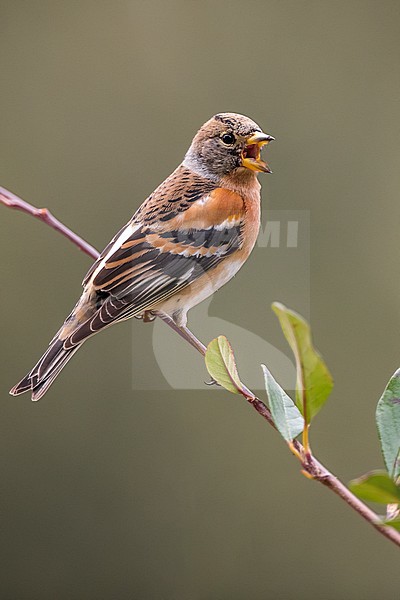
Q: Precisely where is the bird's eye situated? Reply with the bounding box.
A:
[221,132,236,145]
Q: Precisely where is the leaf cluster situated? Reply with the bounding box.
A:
[205,303,400,532]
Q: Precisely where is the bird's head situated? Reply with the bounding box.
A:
[184,112,274,181]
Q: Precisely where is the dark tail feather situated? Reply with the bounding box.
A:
[10,338,82,401]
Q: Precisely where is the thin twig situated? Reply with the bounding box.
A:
[0,186,99,260]
[153,311,207,355]
[247,396,400,548]
[2,185,400,549]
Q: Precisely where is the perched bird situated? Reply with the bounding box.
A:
[10,112,274,400]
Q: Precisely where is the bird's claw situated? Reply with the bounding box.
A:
[139,311,156,323]
[205,377,220,387]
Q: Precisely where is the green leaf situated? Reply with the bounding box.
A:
[262,365,304,442]
[376,369,400,479]
[382,518,400,531]
[205,336,244,395]
[272,303,333,423]
[348,470,400,504]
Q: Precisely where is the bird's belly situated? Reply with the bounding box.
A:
[155,257,245,324]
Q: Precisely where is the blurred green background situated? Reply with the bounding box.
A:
[1,1,400,598]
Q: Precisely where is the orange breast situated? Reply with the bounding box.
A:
[164,187,244,230]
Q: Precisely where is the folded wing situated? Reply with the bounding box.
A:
[65,181,246,347]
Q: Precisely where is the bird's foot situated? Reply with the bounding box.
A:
[143,310,157,323]
[205,377,220,387]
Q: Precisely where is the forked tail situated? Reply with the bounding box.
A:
[10,337,83,401]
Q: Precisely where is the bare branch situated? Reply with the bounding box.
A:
[2,184,400,549]
[0,186,99,260]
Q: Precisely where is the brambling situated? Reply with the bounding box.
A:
[11,113,274,400]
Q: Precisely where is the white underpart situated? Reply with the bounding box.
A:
[198,259,242,305]
[159,258,244,322]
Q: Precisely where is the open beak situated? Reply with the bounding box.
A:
[241,132,275,173]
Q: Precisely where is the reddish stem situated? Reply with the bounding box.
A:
[2,184,400,549]
[243,391,400,548]
[0,186,99,260]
